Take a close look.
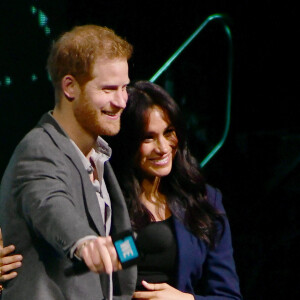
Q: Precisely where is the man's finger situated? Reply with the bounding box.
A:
[81,243,99,273]
[94,238,113,274]
[81,238,113,274]
[105,236,121,271]
[80,237,121,274]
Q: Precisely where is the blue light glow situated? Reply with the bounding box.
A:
[31,74,38,81]
[38,10,48,27]
[5,76,12,86]
[1,3,52,88]
[31,6,37,15]
[44,26,51,35]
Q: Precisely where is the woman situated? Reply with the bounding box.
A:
[0,81,242,299]
[109,81,242,299]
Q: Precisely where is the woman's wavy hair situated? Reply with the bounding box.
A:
[110,81,224,248]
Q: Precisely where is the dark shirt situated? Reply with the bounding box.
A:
[135,217,177,291]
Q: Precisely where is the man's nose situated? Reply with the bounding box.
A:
[112,89,128,108]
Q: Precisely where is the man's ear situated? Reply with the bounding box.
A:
[61,75,79,101]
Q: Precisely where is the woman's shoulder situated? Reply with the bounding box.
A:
[205,184,225,213]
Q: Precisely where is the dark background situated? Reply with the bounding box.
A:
[0,1,299,299]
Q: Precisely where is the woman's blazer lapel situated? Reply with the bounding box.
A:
[173,217,207,293]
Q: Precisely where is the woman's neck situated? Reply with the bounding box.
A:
[141,176,160,199]
[140,176,171,221]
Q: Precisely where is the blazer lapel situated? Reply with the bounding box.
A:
[103,162,131,235]
[39,113,106,236]
[173,217,206,292]
[173,217,194,290]
[104,162,137,297]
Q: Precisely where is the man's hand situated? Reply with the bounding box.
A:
[0,228,23,283]
[77,236,122,274]
[133,281,195,300]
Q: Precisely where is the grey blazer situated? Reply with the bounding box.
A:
[0,112,137,300]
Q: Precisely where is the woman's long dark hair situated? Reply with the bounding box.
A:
[110,81,224,248]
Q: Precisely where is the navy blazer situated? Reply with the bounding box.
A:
[174,185,242,299]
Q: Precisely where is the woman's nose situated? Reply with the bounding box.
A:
[156,137,168,154]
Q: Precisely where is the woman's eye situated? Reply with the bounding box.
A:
[143,136,153,142]
[165,128,175,136]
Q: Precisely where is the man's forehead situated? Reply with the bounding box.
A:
[94,56,128,66]
[92,57,128,73]
[88,59,129,87]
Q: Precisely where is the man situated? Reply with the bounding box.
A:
[0,25,136,300]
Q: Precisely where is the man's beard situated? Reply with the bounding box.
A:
[74,95,121,138]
